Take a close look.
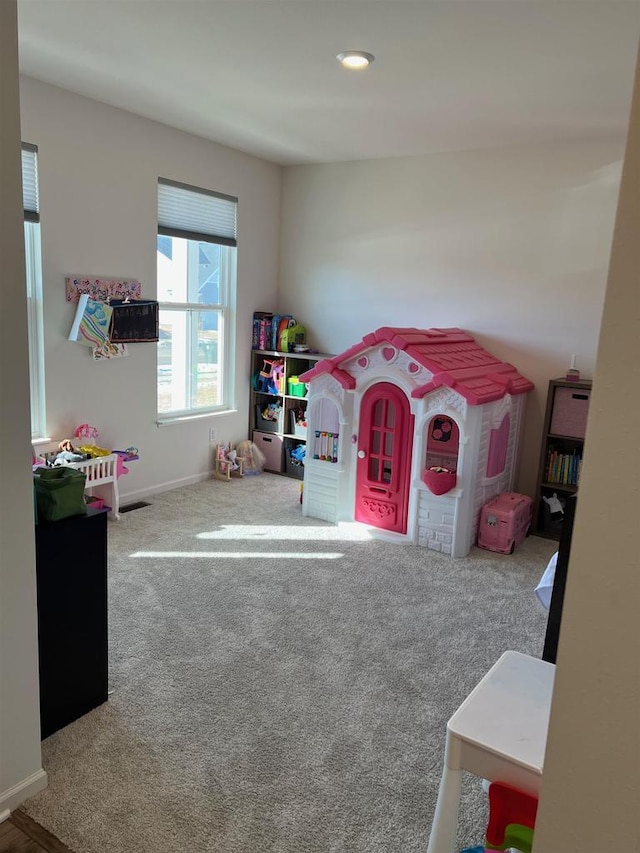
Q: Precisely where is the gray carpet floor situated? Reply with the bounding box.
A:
[23,473,556,853]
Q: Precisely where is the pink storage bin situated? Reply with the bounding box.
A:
[252,430,283,472]
[477,492,533,555]
[549,386,591,438]
[85,495,105,510]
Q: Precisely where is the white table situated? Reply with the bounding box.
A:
[426,651,555,853]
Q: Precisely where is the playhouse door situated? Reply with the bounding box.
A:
[355,383,414,534]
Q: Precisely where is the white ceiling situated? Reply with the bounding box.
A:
[17,0,640,166]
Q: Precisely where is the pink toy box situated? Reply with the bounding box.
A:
[477,492,533,555]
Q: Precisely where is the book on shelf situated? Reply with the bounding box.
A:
[252,311,272,350]
[545,447,582,486]
[252,311,297,352]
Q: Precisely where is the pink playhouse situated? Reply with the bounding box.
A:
[299,327,534,557]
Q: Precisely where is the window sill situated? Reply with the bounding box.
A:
[31,436,52,447]
[156,409,237,427]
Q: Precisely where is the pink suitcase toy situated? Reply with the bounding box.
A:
[477,492,533,555]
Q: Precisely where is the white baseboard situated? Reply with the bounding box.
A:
[0,768,47,814]
[118,470,213,505]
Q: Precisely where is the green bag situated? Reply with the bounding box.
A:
[33,466,87,523]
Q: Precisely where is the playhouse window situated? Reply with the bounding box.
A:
[486,413,510,477]
[373,399,395,429]
[310,397,340,463]
[385,432,393,457]
[425,415,459,472]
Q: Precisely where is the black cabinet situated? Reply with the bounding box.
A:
[35,508,108,739]
[542,493,577,663]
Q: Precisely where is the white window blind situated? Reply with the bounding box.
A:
[158,178,237,247]
[22,143,39,223]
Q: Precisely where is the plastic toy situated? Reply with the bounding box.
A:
[280,323,306,353]
[255,358,285,395]
[477,492,533,555]
[299,327,534,557]
[485,781,538,853]
[113,447,139,478]
[262,401,281,421]
[290,444,305,464]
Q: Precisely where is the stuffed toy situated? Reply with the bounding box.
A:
[226,449,239,471]
[542,492,564,519]
[236,439,265,475]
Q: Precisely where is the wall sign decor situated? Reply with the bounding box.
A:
[109,299,159,342]
[66,277,142,303]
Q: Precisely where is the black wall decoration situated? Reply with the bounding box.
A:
[109,299,159,343]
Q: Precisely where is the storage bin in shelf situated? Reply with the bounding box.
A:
[252,431,283,472]
[254,402,283,434]
[289,409,307,438]
[285,442,305,480]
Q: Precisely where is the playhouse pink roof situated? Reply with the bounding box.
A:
[300,327,534,405]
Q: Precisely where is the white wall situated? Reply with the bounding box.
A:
[0,1,47,814]
[19,77,282,500]
[534,45,640,851]
[279,144,623,495]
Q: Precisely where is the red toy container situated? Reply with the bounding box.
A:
[477,492,533,555]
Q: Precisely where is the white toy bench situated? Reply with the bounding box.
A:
[34,443,121,519]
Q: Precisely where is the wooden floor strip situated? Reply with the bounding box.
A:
[0,818,44,852]
[3,811,74,853]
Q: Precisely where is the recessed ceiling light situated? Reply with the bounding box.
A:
[336,51,375,70]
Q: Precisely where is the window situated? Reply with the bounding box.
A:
[425,414,459,471]
[486,413,510,478]
[22,144,46,439]
[157,179,237,421]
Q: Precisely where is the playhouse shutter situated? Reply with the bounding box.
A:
[157,178,237,247]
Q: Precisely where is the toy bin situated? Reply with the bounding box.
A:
[290,409,307,438]
[285,443,305,479]
[549,386,591,438]
[477,492,533,555]
[85,495,105,510]
[252,431,283,472]
[254,402,282,434]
